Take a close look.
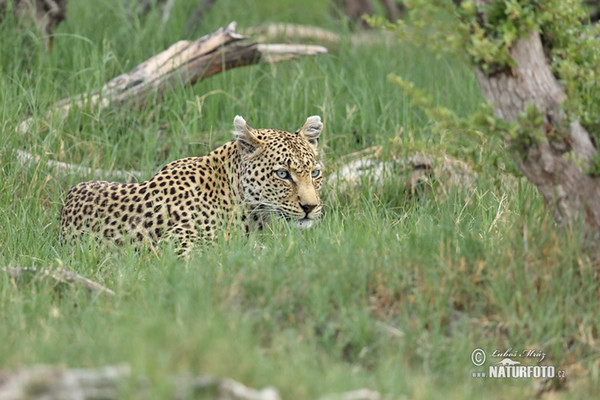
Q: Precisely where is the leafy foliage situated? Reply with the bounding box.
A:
[370,0,600,172]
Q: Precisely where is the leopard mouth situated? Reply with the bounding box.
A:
[276,212,316,228]
[296,218,314,229]
[247,202,318,227]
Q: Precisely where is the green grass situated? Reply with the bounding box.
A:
[1,0,599,398]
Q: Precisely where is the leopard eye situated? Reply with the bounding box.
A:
[310,168,321,178]
[275,169,291,180]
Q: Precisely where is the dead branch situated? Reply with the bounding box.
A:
[15,149,144,181]
[257,43,329,62]
[17,22,327,137]
[2,267,115,296]
[243,23,395,47]
[244,23,343,45]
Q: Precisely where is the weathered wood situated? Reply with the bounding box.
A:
[245,23,343,45]
[470,1,600,239]
[244,23,395,47]
[17,22,327,137]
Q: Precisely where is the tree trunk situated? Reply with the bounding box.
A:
[0,0,68,48]
[471,1,600,240]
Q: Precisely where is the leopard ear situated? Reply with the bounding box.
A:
[298,115,322,150]
[233,115,263,156]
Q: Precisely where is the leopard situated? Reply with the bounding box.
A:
[59,115,324,254]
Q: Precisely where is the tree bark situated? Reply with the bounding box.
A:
[0,0,68,48]
[471,1,600,239]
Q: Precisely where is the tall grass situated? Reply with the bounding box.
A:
[0,0,598,398]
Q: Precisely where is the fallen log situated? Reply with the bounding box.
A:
[17,21,327,137]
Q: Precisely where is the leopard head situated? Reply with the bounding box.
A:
[234,115,323,228]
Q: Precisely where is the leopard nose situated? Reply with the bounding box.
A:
[300,203,317,214]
